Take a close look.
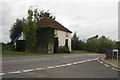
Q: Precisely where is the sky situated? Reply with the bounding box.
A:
[0,0,119,43]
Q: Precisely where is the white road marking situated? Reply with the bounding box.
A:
[47,66,54,69]
[87,59,92,61]
[113,68,118,71]
[0,73,5,76]
[99,61,103,64]
[55,65,63,68]
[93,58,99,61]
[80,60,87,63]
[4,58,99,75]
[104,64,109,67]
[94,58,98,60]
[60,64,68,67]
[8,71,21,74]
[112,68,115,70]
[66,63,72,66]
[97,60,100,61]
[22,69,34,72]
[77,61,83,63]
[102,58,119,68]
[73,62,79,64]
[36,68,45,70]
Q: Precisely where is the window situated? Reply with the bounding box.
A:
[54,29,58,36]
[66,32,68,37]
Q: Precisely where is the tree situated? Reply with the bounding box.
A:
[87,35,98,40]
[98,36,115,53]
[38,10,55,20]
[10,18,27,42]
[85,38,99,52]
[72,32,79,50]
[23,8,37,51]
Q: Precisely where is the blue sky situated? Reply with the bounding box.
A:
[1,0,119,43]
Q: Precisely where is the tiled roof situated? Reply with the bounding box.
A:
[36,16,72,33]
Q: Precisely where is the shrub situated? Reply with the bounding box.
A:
[57,46,70,53]
[2,43,15,51]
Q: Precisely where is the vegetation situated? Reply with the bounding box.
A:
[38,10,55,20]
[57,46,70,53]
[23,7,56,52]
[36,26,55,53]
[10,8,55,44]
[9,6,56,53]
[72,32,85,50]
[23,8,37,51]
[2,49,70,55]
[10,18,27,42]
[2,43,15,51]
[72,32,116,54]
[71,50,99,54]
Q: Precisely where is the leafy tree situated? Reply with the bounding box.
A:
[98,36,115,53]
[85,35,115,53]
[85,38,99,52]
[38,10,55,20]
[23,8,37,51]
[10,18,27,42]
[72,32,79,50]
[72,32,85,50]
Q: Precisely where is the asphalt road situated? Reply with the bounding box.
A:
[2,53,119,78]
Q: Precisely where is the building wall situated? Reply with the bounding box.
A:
[56,30,71,51]
[18,32,24,40]
[16,31,72,52]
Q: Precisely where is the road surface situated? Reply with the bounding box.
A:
[2,53,119,78]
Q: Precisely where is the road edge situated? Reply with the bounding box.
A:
[102,57,119,69]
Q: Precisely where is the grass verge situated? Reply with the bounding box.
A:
[104,58,118,67]
[2,50,102,55]
[2,50,70,55]
[71,50,101,54]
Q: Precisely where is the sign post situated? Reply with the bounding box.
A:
[112,49,118,60]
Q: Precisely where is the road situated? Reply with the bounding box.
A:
[2,53,119,78]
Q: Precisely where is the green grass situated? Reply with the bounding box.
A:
[2,50,49,55]
[2,50,68,55]
[71,50,99,54]
[2,50,102,55]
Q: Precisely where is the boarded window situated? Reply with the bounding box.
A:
[54,29,58,36]
[66,32,68,37]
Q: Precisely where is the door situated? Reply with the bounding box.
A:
[16,40,25,52]
[54,37,58,53]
